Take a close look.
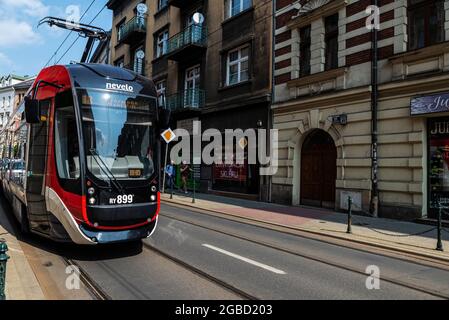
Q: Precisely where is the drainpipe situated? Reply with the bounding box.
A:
[268,0,276,203]
[370,0,379,217]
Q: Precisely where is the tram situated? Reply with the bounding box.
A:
[0,63,165,244]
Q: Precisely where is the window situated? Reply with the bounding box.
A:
[158,0,168,10]
[156,29,169,58]
[408,0,444,50]
[300,25,311,77]
[226,45,250,86]
[325,14,339,70]
[156,80,166,107]
[184,65,201,107]
[54,91,81,192]
[226,0,252,18]
[116,19,126,42]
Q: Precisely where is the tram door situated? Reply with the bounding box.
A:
[26,99,51,232]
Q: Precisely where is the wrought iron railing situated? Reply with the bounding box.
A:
[167,25,207,54]
[166,89,205,111]
[118,16,147,42]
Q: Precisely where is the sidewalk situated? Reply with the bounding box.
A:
[161,192,449,262]
[0,214,45,300]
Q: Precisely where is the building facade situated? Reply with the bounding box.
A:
[106,0,273,201]
[272,0,449,220]
[0,74,29,130]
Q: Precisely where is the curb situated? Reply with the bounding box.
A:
[161,196,449,265]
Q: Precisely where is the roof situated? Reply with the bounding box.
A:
[0,74,28,82]
[65,63,156,97]
[13,78,36,90]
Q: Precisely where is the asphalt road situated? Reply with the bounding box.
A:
[4,196,449,300]
[68,203,449,300]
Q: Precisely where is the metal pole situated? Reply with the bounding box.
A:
[170,170,174,199]
[437,201,444,252]
[347,196,352,234]
[192,168,196,204]
[0,242,10,300]
[162,142,169,193]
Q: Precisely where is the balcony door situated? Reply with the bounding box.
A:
[184,65,200,108]
[133,45,145,75]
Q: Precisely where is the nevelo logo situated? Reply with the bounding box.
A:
[106,83,134,92]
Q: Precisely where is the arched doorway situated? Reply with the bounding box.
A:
[300,130,337,209]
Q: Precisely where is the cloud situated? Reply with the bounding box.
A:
[0,19,41,47]
[0,0,49,18]
[0,52,12,66]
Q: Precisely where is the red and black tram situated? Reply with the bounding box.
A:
[0,63,163,244]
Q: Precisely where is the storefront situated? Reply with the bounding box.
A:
[412,91,449,219]
[200,103,268,198]
[211,149,259,195]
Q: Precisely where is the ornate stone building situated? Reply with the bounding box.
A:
[272,0,449,220]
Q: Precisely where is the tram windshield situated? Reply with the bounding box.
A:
[77,88,157,181]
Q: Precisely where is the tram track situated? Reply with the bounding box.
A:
[61,257,112,300]
[142,242,257,300]
[159,210,449,300]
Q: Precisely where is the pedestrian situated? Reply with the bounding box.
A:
[165,160,175,192]
[180,160,191,194]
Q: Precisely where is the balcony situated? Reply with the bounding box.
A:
[166,25,207,62]
[166,89,205,111]
[118,16,147,45]
[168,0,190,9]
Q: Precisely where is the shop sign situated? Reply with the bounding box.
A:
[411,92,449,116]
[213,163,247,182]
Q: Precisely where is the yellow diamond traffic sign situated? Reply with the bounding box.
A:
[238,137,248,149]
[161,128,176,144]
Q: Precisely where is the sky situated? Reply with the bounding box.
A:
[0,0,112,77]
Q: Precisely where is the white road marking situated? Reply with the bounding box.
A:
[202,244,287,275]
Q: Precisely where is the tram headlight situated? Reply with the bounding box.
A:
[151,185,157,192]
[88,197,96,205]
[87,187,95,195]
[150,195,156,202]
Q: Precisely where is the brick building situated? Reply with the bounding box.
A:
[272,0,449,220]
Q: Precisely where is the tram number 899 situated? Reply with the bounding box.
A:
[109,194,134,205]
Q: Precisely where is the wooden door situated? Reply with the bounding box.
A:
[300,130,337,208]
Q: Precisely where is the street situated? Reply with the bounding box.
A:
[3,0,449,309]
[4,197,449,300]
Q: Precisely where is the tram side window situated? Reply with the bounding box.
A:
[54,91,80,182]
